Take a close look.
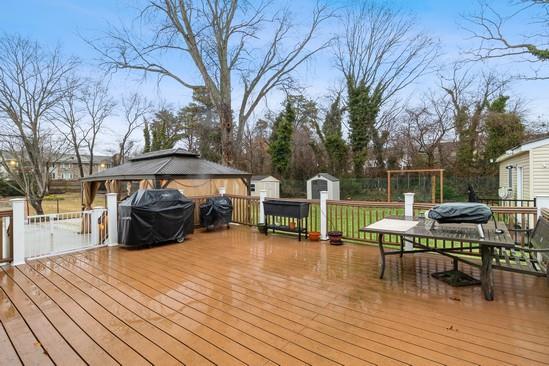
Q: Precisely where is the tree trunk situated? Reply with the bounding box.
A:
[29,198,44,216]
[219,103,234,166]
[75,151,85,178]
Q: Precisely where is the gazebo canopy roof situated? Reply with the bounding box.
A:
[82,148,251,182]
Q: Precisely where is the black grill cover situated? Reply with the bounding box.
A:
[428,202,493,224]
[200,196,233,229]
[118,189,194,246]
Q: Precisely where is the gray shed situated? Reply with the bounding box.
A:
[307,173,340,200]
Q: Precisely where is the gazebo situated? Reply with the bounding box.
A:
[80,148,251,209]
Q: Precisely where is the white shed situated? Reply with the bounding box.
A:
[307,173,340,200]
[496,136,549,202]
[251,175,280,198]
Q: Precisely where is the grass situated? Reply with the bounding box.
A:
[0,192,108,215]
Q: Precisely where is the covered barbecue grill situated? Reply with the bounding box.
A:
[200,196,233,230]
[426,202,498,238]
[119,189,194,246]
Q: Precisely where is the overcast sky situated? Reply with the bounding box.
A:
[2,0,548,153]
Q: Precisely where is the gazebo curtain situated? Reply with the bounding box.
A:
[82,181,100,210]
[139,179,154,189]
[81,181,100,233]
[105,179,119,194]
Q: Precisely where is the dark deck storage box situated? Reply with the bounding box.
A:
[119,189,194,247]
[263,200,309,219]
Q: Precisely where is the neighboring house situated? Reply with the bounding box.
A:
[0,153,113,181]
[50,155,113,180]
[496,137,549,201]
[250,175,280,198]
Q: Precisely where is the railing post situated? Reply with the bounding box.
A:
[11,198,25,265]
[106,193,118,247]
[404,192,415,251]
[404,192,415,217]
[91,208,102,245]
[2,216,10,261]
[536,195,549,219]
[259,190,267,224]
[320,191,328,241]
[218,187,225,196]
[49,214,55,253]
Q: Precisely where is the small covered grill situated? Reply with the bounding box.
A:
[118,189,194,247]
[200,196,233,230]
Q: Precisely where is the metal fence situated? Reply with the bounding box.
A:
[24,209,108,259]
[478,197,537,207]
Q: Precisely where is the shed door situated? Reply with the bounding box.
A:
[311,179,328,199]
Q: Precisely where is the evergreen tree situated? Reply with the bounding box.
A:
[322,95,347,175]
[143,121,151,153]
[145,109,184,151]
[347,80,382,176]
[484,96,525,173]
[268,101,294,177]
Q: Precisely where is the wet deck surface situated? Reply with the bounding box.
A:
[1,225,549,365]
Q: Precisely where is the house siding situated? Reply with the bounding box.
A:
[498,152,530,200]
[531,145,549,197]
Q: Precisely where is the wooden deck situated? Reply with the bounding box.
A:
[1,226,549,366]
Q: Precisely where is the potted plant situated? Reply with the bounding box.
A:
[328,230,343,245]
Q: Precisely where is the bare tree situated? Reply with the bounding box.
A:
[52,76,87,178]
[0,35,76,214]
[440,65,509,173]
[402,93,454,167]
[464,0,549,79]
[90,0,332,165]
[335,0,438,174]
[81,79,116,175]
[115,94,152,165]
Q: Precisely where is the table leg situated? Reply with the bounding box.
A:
[378,233,386,279]
[480,245,494,301]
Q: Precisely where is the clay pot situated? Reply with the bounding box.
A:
[289,221,296,230]
[309,231,320,241]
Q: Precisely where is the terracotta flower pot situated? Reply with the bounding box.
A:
[309,231,320,241]
[289,222,296,230]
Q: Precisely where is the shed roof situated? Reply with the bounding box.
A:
[308,173,339,182]
[251,175,280,182]
[82,148,250,182]
[496,136,549,163]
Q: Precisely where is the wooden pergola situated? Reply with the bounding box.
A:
[386,168,444,203]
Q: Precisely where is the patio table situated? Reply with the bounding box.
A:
[360,217,515,301]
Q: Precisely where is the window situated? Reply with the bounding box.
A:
[251,183,256,192]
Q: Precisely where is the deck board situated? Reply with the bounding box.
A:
[2,225,549,365]
[3,267,118,366]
